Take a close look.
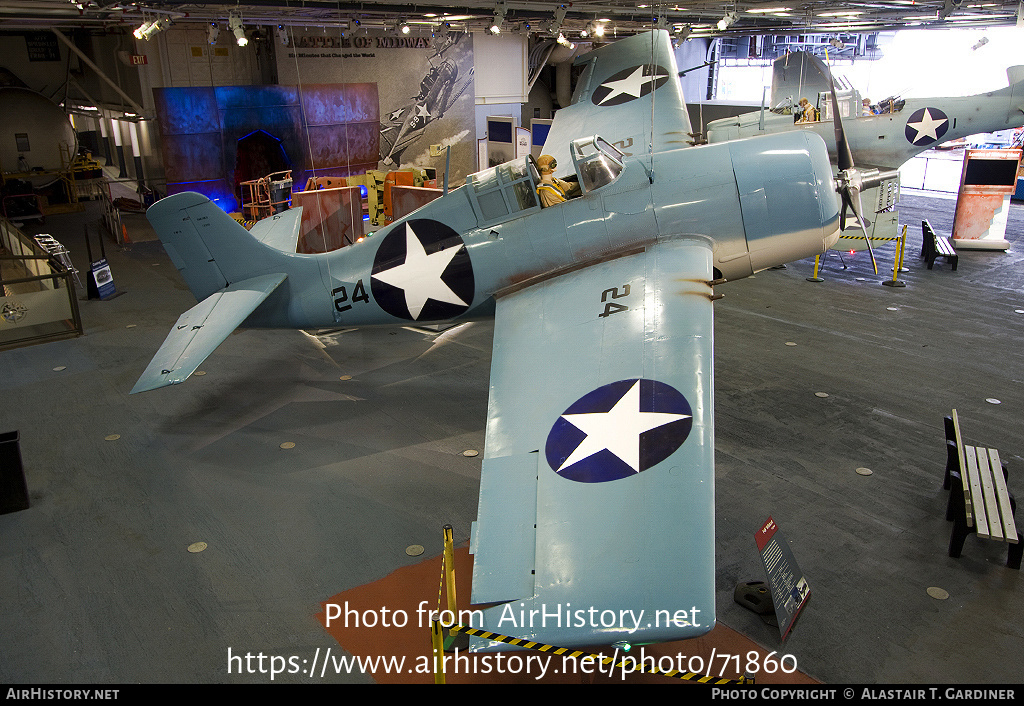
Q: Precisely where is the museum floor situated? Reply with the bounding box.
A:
[1,180,1021,685]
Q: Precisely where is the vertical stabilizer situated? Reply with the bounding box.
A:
[146,192,289,302]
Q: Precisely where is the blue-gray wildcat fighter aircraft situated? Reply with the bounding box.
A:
[704,50,1024,266]
[134,30,859,652]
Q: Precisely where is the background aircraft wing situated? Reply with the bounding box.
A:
[469,236,715,650]
[131,273,288,394]
[541,30,692,172]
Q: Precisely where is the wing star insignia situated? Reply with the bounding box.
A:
[545,378,693,483]
[905,107,949,145]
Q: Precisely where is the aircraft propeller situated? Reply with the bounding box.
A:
[827,72,899,275]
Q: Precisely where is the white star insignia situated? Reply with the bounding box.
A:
[557,380,691,473]
[371,223,468,319]
[907,109,948,144]
[598,66,668,105]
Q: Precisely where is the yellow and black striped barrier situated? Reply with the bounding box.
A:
[436,622,751,684]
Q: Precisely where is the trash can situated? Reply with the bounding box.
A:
[0,431,30,514]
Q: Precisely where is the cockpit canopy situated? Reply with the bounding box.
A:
[463,135,625,228]
[570,136,625,193]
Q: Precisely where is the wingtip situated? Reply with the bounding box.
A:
[130,374,180,395]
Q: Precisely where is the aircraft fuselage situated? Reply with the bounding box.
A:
[245,129,841,332]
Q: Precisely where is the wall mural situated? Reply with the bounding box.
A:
[276,30,476,184]
[153,84,379,213]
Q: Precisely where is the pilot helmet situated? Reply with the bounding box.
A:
[537,154,557,173]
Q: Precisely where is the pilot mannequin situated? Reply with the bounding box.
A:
[796,97,819,123]
[536,154,581,207]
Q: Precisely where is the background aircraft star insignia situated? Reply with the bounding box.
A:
[370,220,474,320]
[545,379,693,483]
[592,64,671,107]
[905,107,950,145]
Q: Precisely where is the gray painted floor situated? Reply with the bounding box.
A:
[1,190,1021,684]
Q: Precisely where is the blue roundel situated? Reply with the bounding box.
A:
[545,378,693,483]
[904,107,949,146]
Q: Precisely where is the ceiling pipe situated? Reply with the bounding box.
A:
[50,28,145,114]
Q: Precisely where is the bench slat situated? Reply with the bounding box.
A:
[975,447,1004,541]
[988,449,1019,544]
[952,410,973,526]
[965,446,992,539]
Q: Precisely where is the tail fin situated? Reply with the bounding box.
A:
[146,192,288,302]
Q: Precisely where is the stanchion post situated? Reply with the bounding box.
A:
[431,618,446,684]
[807,254,824,282]
[883,225,907,288]
[443,524,456,628]
[441,524,469,651]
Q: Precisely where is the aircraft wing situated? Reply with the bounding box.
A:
[541,30,692,172]
[469,236,715,650]
[130,273,288,394]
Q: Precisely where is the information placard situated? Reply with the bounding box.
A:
[755,516,810,640]
[89,259,116,300]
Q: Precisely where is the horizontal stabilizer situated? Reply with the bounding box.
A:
[247,208,304,253]
[131,273,288,394]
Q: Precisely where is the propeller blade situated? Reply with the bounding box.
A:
[827,69,855,172]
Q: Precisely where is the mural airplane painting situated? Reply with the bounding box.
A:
[134,30,858,652]
[704,50,1024,265]
[378,32,475,167]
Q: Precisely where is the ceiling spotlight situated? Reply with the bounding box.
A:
[556,32,575,49]
[135,17,169,41]
[132,20,152,40]
[228,11,247,46]
[399,21,411,34]
[207,22,220,45]
[829,37,844,49]
[277,24,289,46]
[717,11,739,30]
[593,22,606,37]
[490,2,506,34]
[547,5,568,36]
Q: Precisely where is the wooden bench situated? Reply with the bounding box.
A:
[943,410,1021,569]
[921,220,958,271]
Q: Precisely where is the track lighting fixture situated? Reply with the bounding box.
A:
[277,24,289,46]
[717,11,738,31]
[207,22,220,45]
[490,2,507,34]
[547,5,568,36]
[134,17,169,41]
[228,11,248,46]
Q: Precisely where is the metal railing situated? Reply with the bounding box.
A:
[0,216,83,347]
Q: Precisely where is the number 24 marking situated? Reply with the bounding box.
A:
[599,284,630,318]
[333,279,369,313]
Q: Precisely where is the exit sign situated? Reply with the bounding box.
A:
[130,54,148,65]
